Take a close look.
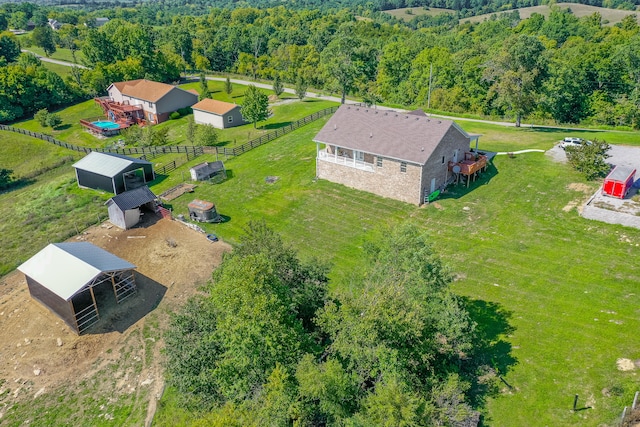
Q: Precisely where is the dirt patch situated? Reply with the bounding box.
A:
[617,358,636,371]
[567,183,592,193]
[0,216,231,423]
[563,183,597,213]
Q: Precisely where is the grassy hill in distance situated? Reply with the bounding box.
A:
[461,2,640,25]
[383,6,456,22]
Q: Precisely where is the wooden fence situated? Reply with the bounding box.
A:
[0,124,205,167]
[204,106,339,158]
[1,105,337,173]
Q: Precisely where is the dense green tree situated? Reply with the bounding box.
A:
[224,76,233,94]
[121,124,142,146]
[8,11,28,31]
[31,26,56,57]
[294,75,307,100]
[34,108,49,127]
[165,222,328,408]
[320,34,371,104]
[272,74,283,97]
[566,139,611,180]
[194,124,218,146]
[483,34,547,126]
[0,168,14,189]
[82,29,115,66]
[198,72,209,100]
[46,112,62,129]
[186,115,196,144]
[0,13,8,32]
[165,222,478,424]
[0,31,20,63]
[241,84,269,128]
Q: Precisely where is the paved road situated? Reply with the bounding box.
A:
[15,62,629,132]
[204,76,612,130]
[21,50,88,69]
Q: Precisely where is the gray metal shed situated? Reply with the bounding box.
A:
[189,161,226,182]
[106,186,157,229]
[73,152,155,194]
[18,242,137,334]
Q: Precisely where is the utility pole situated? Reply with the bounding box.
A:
[427,63,433,110]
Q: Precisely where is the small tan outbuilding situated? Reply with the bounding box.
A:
[192,99,245,129]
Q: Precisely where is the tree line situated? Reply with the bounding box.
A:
[2,3,640,128]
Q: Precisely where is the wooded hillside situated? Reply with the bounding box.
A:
[3,2,640,128]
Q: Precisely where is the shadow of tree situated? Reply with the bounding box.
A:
[261,121,293,130]
[459,297,518,415]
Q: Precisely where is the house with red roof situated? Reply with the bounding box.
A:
[106,79,198,124]
[192,98,245,129]
[313,105,481,205]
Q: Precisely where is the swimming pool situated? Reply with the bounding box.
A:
[92,121,120,130]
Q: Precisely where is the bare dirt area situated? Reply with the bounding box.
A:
[0,215,231,425]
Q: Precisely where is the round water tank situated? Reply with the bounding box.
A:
[453,165,461,174]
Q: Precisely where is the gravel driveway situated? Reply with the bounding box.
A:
[545,142,640,228]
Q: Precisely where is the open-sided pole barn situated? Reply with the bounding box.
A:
[73,152,154,194]
[18,242,137,334]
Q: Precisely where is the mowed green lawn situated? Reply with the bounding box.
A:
[2,114,640,425]
[152,118,640,426]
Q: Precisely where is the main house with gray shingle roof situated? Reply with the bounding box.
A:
[107,79,198,124]
[313,105,478,205]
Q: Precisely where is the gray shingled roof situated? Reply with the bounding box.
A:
[73,152,152,178]
[191,161,225,174]
[18,242,135,301]
[107,186,156,210]
[313,105,470,165]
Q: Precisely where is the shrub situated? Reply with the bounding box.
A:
[46,113,62,129]
[34,109,49,127]
[177,107,192,116]
[565,139,611,181]
[170,111,181,120]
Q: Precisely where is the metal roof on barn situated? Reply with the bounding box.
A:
[18,242,136,301]
[73,152,152,178]
[107,186,156,211]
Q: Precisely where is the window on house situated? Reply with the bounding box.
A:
[228,116,233,123]
[400,162,407,173]
[148,101,152,108]
[376,157,383,167]
[442,156,445,164]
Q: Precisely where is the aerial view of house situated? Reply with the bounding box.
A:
[104,79,198,125]
[314,105,481,205]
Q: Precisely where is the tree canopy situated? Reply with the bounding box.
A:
[165,222,481,425]
[241,85,269,128]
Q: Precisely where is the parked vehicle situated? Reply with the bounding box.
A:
[560,137,582,150]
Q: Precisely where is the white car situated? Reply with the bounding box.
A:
[560,137,582,150]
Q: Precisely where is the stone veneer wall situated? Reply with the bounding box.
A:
[317,155,423,205]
